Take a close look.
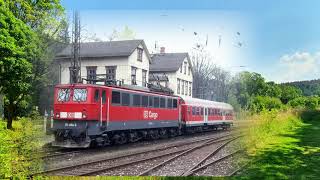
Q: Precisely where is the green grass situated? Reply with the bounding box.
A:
[239,110,320,179]
[0,118,44,178]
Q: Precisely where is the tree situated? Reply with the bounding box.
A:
[3,0,67,115]
[190,50,230,101]
[0,1,37,129]
[280,85,302,104]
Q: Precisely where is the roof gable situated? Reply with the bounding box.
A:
[56,40,151,62]
[150,53,191,72]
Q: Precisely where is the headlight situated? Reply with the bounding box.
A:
[82,113,87,119]
[56,113,60,118]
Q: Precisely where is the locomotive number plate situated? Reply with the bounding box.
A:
[65,122,77,127]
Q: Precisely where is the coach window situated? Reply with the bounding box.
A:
[111,91,120,104]
[167,98,173,109]
[149,96,153,107]
[154,97,160,108]
[160,98,166,108]
[94,89,100,102]
[102,90,106,104]
[121,92,130,106]
[173,99,177,108]
[142,96,148,107]
[133,94,141,107]
[192,107,196,115]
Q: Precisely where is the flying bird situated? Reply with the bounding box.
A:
[194,32,198,36]
[237,32,241,36]
[218,35,222,48]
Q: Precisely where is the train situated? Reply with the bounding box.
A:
[51,83,234,148]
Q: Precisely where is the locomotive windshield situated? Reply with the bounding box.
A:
[73,88,87,102]
[57,88,71,102]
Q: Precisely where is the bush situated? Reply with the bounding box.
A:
[305,97,318,110]
[288,97,306,108]
[288,96,319,110]
[249,96,283,113]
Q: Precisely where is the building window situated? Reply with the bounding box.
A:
[185,81,188,95]
[189,82,192,96]
[87,66,97,84]
[137,48,143,61]
[177,79,180,94]
[181,80,184,95]
[142,70,147,87]
[131,67,137,85]
[180,66,182,73]
[184,62,187,74]
[106,66,117,80]
[188,66,191,75]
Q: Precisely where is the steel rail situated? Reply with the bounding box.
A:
[32,132,236,176]
[138,135,241,176]
[185,149,245,176]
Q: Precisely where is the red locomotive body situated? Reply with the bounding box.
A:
[52,84,234,148]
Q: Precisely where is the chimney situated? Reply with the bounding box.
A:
[160,47,165,54]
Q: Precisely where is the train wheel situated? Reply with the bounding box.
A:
[113,133,127,145]
[159,129,168,139]
[169,128,178,137]
[149,129,160,140]
[128,132,140,143]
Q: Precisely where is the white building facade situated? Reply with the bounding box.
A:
[149,52,193,97]
[56,40,151,87]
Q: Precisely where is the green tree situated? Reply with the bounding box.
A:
[280,85,302,104]
[0,1,37,129]
[249,96,283,113]
[3,0,67,115]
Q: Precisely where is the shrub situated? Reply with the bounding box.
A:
[305,97,318,110]
[288,97,306,108]
[249,96,283,113]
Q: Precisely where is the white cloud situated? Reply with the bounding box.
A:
[273,51,320,82]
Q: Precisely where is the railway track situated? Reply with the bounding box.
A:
[32,132,240,176]
[139,136,243,176]
[182,149,245,176]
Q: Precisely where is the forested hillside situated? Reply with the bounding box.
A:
[282,79,320,96]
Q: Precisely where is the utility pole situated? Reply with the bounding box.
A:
[70,11,81,83]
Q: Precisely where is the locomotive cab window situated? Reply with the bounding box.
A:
[167,98,172,109]
[142,96,148,107]
[101,90,106,104]
[149,96,153,107]
[133,94,141,106]
[154,97,160,108]
[94,89,100,102]
[112,91,120,104]
[173,99,177,108]
[121,92,130,106]
[160,98,166,108]
[57,88,71,102]
[73,88,87,102]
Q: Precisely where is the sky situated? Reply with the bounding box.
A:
[61,0,320,83]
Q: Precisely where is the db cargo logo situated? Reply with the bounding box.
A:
[143,111,158,119]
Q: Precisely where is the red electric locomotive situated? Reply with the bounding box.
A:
[52,83,234,148]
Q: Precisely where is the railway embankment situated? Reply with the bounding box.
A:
[235,109,320,179]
